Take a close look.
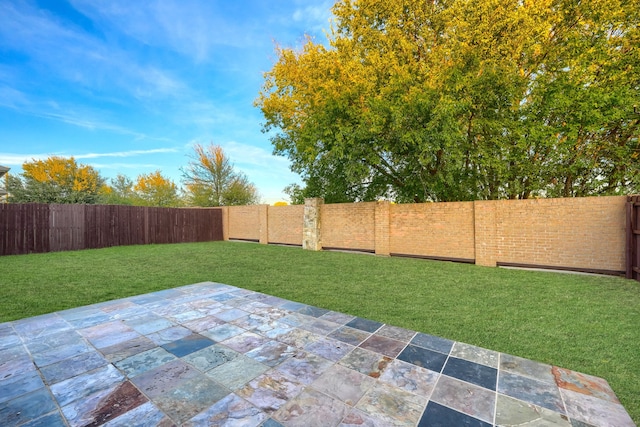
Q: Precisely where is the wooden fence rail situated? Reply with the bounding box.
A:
[0,204,223,256]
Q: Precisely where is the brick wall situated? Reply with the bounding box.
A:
[220,195,628,274]
[227,205,261,241]
[491,196,626,272]
[268,205,304,245]
[320,202,376,251]
[389,202,475,261]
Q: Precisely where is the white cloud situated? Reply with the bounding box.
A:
[0,148,178,166]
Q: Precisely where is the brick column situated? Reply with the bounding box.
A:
[259,204,269,244]
[474,201,497,267]
[303,198,323,251]
[375,201,391,256]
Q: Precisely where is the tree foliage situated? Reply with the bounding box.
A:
[100,174,136,205]
[257,0,640,202]
[7,156,104,203]
[182,143,260,206]
[133,170,182,207]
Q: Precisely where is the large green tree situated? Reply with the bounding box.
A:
[257,0,640,202]
[7,156,105,204]
[181,143,260,206]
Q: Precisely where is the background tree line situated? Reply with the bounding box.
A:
[4,143,260,207]
[258,0,640,203]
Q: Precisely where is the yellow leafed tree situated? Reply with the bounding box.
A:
[7,156,104,203]
[133,170,182,207]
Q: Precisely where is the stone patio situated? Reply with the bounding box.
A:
[0,282,635,426]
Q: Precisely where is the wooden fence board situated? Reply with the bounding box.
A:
[0,204,223,256]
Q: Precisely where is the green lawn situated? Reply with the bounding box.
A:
[1,241,638,423]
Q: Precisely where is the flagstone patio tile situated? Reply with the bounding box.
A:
[50,364,124,407]
[397,344,448,372]
[182,343,239,372]
[279,301,306,311]
[319,311,356,325]
[275,351,333,385]
[125,313,176,335]
[131,359,201,398]
[60,380,147,427]
[495,394,572,427]
[442,357,497,391]
[21,411,67,427]
[378,359,439,397]
[103,401,168,427]
[246,340,297,367]
[221,331,270,354]
[410,333,454,355]
[561,388,635,427]
[0,388,58,427]
[305,336,354,362]
[13,314,71,340]
[274,387,349,427]
[147,325,196,345]
[115,347,177,378]
[311,364,376,406]
[215,308,250,322]
[339,408,394,427]
[202,323,246,342]
[498,371,566,414]
[500,353,556,385]
[552,367,620,404]
[153,375,229,425]
[162,333,215,357]
[339,347,393,379]
[430,375,496,424]
[207,355,270,390]
[419,401,491,427]
[375,325,416,343]
[345,317,384,333]
[41,351,107,386]
[100,335,158,363]
[0,369,44,404]
[450,342,499,369]
[236,371,305,413]
[233,315,272,331]
[186,392,267,427]
[355,382,427,426]
[328,326,371,346]
[359,334,407,358]
[276,327,321,348]
[297,305,330,318]
[300,318,341,336]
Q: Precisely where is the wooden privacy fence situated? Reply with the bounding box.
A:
[0,204,223,256]
[627,195,640,281]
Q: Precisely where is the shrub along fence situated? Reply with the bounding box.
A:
[0,204,223,256]
[219,196,632,277]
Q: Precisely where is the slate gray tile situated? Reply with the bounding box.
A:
[100,335,157,363]
[202,323,246,342]
[60,380,148,427]
[305,336,354,362]
[185,393,267,427]
[397,344,447,372]
[275,328,320,348]
[131,359,200,398]
[328,326,371,346]
[378,359,439,397]
[276,351,333,385]
[375,325,416,343]
[430,375,496,424]
[182,343,239,372]
[339,409,392,427]
[450,342,499,369]
[21,411,67,427]
[274,387,348,427]
[207,355,270,390]
[115,347,177,377]
[495,394,572,427]
[0,388,58,427]
[126,314,176,335]
[0,369,44,404]
[339,347,393,378]
[561,388,635,427]
[311,364,375,406]
[410,333,453,355]
[237,371,304,413]
[154,376,229,424]
[162,333,215,357]
[419,401,491,427]
[359,334,406,358]
[50,364,124,407]
[40,351,109,385]
[246,341,297,366]
[297,305,330,318]
[356,382,427,426]
[103,401,168,427]
[498,371,565,414]
[500,353,555,384]
[147,325,194,345]
[442,357,497,390]
[345,317,383,333]
[221,331,269,354]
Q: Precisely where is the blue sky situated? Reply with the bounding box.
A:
[0,0,334,203]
